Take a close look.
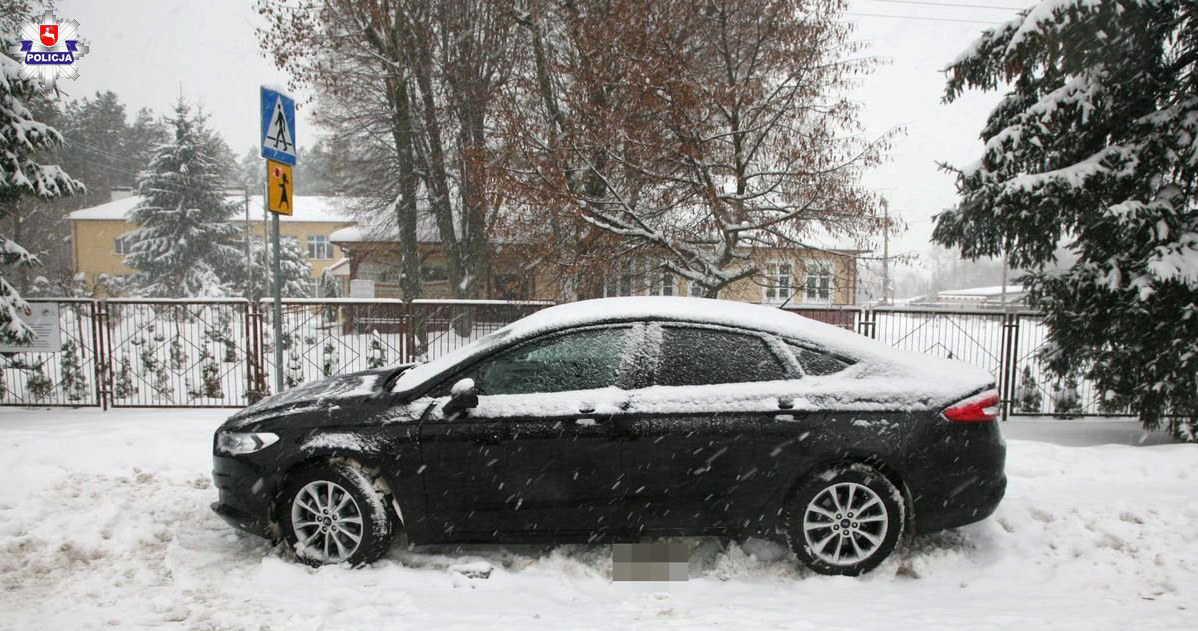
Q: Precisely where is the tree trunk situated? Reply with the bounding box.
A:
[385,74,423,305]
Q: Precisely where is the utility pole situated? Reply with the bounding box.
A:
[881,199,890,305]
[244,187,253,299]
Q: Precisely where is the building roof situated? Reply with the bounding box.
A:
[68,195,357,224]
[938,285,1025,298]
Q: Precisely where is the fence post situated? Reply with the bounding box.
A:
[244,301,256,403]
[856,307,876,339]
[999,312,1021,421]
[252,301,267,400]
[402,303,415,363]
[92,300,109,410]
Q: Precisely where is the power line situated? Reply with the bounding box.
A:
[847,11,1002,25]
[858,0,1025,12]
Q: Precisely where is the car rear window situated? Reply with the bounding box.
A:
[788,343,851,376]
[655,326,787,386]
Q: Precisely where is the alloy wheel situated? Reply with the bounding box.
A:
[801,481,889,566]
[289,479,365,564]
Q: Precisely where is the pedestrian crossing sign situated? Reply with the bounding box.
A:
[260,86,296,165]
[267,160,293,216]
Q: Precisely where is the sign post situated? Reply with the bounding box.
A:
[261,87,297,394]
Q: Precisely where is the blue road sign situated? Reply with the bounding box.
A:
[261,86,297,165]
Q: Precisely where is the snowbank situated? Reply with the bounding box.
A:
[0,408,1194,630]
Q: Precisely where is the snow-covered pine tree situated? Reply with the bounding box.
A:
[169,335,185,371]
[60,339,89,402]
[285,348,304,389]
[229,236,311,300]
[25,360,51,401]
[1052,374,1083,418]
[195,346,222,399]
[113,353,136,399]
[0,24,83,344]
[152,364,173,402]
[1017,366,1043,414]
[366,330,387,369]
[124,99,241,297]
[937,0,1198,435]
[321,341,338,377]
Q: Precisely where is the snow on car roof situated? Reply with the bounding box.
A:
[391,297,995,401]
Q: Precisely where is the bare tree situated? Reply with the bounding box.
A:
[501,0,888,298]
[259,0,423,300]
[260,0,517,301]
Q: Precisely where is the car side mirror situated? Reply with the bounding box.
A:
[442,378,478,418]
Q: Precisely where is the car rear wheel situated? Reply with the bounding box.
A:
[280,462,395,567]
[784,463,904,576]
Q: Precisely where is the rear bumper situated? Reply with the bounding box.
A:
[211,454,277,540]
[907,420,1007,534]
[912,472,1006,534]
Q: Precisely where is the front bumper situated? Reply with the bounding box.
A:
[211,454,277,540]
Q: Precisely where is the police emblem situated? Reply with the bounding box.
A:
[11,11,89,90]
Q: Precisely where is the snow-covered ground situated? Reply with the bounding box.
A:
[1,408,1194,630]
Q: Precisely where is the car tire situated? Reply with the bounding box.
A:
[279,461,395,567]
[783,463,904,576]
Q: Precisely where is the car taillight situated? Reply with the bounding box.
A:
[942,390,1000,423]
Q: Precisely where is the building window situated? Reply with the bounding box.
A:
[357,262,400,283]
[763,261,793,303]
[687,280,706,297]
[604,259,641,297]
[649,267,675,296]
[421,260,448,283]
[804,259,833,303]
[307,235,333,260]
[113,234,132,255]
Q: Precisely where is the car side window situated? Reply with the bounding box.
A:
[655,326,788,386]
[473,327,631,395]
[787,343,851,376]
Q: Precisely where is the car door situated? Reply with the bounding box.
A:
[616,323,813,535]
[420,325,636,537]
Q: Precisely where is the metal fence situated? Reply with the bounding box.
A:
[0,298,554,409]
[786,305,1111,419]
[1,298,1124,417]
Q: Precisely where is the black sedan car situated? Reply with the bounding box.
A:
[212,297,1005,575]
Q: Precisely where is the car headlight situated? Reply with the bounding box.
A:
[216,431,280,456]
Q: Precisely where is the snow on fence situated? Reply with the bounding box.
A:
[0,299,1120,417]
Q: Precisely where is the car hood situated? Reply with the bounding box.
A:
[222,365,413,430]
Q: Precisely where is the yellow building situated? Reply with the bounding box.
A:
[69,191,355,293]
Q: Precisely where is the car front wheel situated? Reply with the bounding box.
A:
[279,462,395,567]
[784,463,904,576]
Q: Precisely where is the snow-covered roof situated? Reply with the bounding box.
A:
[68,195,357,224]
[326,258,351,276]
[391,296,994,403]
[939,285,1025,298]
[328,203,442,244]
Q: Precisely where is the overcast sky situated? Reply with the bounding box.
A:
[54,0,1020,262]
